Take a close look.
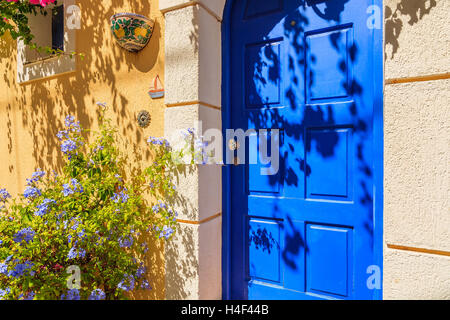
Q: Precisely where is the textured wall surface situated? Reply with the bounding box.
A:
[385,0,450,78]
[160,0,226,19]
[162,0,223,300]
[0,0,166,299]
[384,249,450,299]
[384,0,450,299]
[385,80,450,251]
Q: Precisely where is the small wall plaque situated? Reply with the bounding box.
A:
[148,75,164,99]
[137,110,151,128]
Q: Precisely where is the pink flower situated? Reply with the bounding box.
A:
[29,0,57,7]
[53,263,63,271]
[5,0,56,6]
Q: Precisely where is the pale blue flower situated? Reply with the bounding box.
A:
[70,218,81,231]
[62,179,83,196]
[0,262,7,275]
[26,170,45,186]
[136,264,146,278]
[61,139,77,154]
[19,292,35,300]
[78,249,86,259]
[61,289,80,300]
[23,186,41,199]
[118,274,135,291]
[140,279,151,290]
[67,247,77,259]
[77,229,86,239]
[111,189,129,204]
[62,183,74,197]
[160,226,174,240]
[94,145,104,153]
[57,130,69,141]
[13,227,35,244]
[68,246,85,260]
[119,235,133,248]
[64,115,81,133]
[0,188,11,202]
[35,198,56,216]
[8,261,34,278]
[0,288,10,300]
[147,137,170,147]
[88,289,105,300]
[141,242,149,254]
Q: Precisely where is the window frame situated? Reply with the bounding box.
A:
[17,0,77,84]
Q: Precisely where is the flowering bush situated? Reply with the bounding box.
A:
[0,104,186,300]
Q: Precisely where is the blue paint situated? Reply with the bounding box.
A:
[306,224,352,297]
[248,131,281,194]
[246,40,283,107]
[306,25,353,102]
[248,219,281,282]
[222,0,383,300]
[372,0,384,300]
[306,127,353,199]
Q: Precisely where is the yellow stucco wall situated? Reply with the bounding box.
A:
[0,0,166,299]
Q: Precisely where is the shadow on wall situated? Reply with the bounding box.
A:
[0,0,173,300]
[0,35,17,177]
[0,0,160,173]
[162,5,202,300]
[165,213,200,300]
[385,0,437,59]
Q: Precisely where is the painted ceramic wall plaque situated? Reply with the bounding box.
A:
[110,13,154,52]
[148,75,164,99]
[137,110,151,128]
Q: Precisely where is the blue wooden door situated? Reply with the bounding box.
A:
[227,0,381,300]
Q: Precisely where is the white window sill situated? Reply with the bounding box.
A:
[16,0,77,84]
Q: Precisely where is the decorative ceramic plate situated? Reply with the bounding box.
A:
[110,13,154,52]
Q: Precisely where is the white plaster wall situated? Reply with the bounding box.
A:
[385,0,450,79]
[162,0,223,300]
[384,0,450,299]
[384,80,450,251]
[164,6,200,104]
[199,217,222,299]
[164,104,222,222]
[198,6,222,107]
[160,0,226,19]
[384,249,450,300]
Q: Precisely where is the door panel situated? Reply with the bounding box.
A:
[228,0,379,300]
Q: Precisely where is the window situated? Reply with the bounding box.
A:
[52,5,64,52]
[17,0,76,83]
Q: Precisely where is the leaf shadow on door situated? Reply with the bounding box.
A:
[245,0,375,277]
